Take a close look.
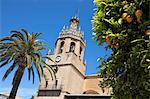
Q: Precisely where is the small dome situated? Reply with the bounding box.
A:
[83,90,99,94]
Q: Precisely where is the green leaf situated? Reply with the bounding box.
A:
[146,59,150,62]
[118,18,123,24]
[131,39,145,43]
[140,54,146,65]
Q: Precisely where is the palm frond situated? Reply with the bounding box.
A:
[10,30,20,33]
[0,57,9,63]
[0,44,10,51]
[42,56,55,63]
[34,64,41,82]
[11,32,25,41]
[30,67,35,84]
[0,44,16,54]
[0,50,15,63]
[12,40,24,50]
[2,62,17,81]
[12,69,18,85]
[28,68,31,80]
[31,32,36,40]
[37,47,46,51]
[41,60,56,80]
[21,29,29,41]
[0,37,13,42]
[34,41,50,50]
[7,53,16,63]
[39,64,44,77]
[35,32,43,38]
[32,52,42,61]
[43,64,55,80]
[0,58,11,68]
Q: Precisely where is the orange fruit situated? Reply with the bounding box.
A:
[106,35,112,45]
[145,29,150,35]
[135,10,143,17]
[126,15,133,23]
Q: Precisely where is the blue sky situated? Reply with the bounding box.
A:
[0,0,111,98]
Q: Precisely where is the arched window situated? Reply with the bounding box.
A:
[59,41,64,53]
[80,47,82,55]
[69,42,75,52]
[83,90,98,94]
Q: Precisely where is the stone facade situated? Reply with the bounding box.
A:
[34,16,111,99]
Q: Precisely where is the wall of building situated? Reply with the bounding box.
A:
[83,76,111,95]
[65,65,84,94]
[83,76,101,93]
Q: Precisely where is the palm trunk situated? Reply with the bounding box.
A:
[8,66,25,99]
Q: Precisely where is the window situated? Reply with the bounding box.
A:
[59,41,64,53]
[55,80,58,88]
[45,81,48,88]
[69,42,75,52]
[80,47,82,55]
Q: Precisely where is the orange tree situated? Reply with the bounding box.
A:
[92,0,150,98]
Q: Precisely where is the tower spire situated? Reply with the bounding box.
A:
[75,8,79,18]
[59,15,84,39]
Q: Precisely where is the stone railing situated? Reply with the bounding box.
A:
[59,29,84,39]
[38,84,63,90]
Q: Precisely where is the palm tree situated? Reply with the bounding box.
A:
[0,29,56,99]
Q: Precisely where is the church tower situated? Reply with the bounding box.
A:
[35,16,112,99]
[36,16,86,98]
[54,16,86,66]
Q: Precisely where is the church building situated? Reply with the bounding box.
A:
[34,16,111,99]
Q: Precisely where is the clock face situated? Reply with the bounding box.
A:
[55,56,61,63]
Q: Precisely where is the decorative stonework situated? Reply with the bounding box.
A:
[59,16,84,39]
[59,28,84,39]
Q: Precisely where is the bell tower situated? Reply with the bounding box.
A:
[36,16,86,98]
[35,16,112,99]
[54,16,85,63]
